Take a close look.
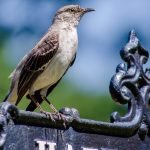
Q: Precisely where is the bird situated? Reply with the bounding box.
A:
[3,5,95,119]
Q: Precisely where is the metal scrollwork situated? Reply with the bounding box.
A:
[109,30,150,140]
[0,30,150,147]
[0,102,18,147]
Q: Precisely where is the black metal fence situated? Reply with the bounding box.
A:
[0,30,150,150]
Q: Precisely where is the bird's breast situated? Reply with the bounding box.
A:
[58,27,78,65]
[30,28,78,92]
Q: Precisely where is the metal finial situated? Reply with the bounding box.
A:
[128,29,139,44]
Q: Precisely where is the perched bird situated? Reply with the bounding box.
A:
[4,5,95,117]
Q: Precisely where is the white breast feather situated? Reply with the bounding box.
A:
[29,26,78,93]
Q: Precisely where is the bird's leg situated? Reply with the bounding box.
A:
[41,96,66,123]
[41,96,58,113]
[29,95,55,122]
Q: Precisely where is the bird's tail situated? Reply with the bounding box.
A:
[26,93,43,111]
[3,90,20,105]
[26,101,37,111]
[3,92,10,102]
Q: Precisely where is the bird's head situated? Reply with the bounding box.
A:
[53,5,95,27]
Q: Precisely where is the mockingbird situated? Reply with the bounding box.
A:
[4,5,94,117]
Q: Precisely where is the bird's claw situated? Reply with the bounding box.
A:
[40,110,66,128]
[40,110,56,122]
[55,112,67,128]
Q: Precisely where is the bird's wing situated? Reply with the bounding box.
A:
[16,33,59,104]
[9,54,28,79]
[70,53,76,67]
[25,52,76,110]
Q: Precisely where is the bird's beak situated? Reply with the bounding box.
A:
[83,8,95,13]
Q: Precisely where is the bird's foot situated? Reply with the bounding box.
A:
[40,110,66,128]
[55,112,67,128]
[40,109,55,122]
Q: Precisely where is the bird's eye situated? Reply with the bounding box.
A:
[70,9,74,12]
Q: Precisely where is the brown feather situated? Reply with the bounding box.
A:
[16,33,59,105]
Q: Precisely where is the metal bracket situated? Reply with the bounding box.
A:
[0,30,150,147]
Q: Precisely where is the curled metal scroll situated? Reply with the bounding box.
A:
[0,30,150,147]
[0,102,18,147]
[109,30,150,140]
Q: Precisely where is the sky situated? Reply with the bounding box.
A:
[0,0,150,94]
